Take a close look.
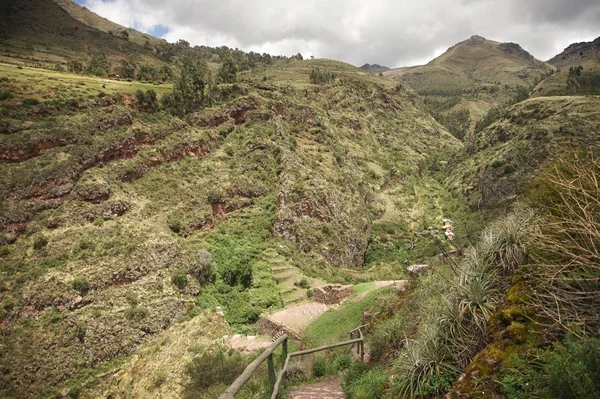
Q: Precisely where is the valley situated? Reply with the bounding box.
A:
[1,1,600,398]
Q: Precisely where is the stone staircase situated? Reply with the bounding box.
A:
[263,249,325,307]
[288,378,345,399]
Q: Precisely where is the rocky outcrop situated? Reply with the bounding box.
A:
[313,284,353,305]
[257,314,301,340]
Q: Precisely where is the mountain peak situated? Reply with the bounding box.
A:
[468,35,487,43]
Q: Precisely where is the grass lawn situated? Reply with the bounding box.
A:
[303,287,391,347]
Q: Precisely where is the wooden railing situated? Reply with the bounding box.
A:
[218,326,366,399]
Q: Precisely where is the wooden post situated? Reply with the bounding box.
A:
[281,337,288,364]
[267,354,276,392]
[360,341,364,362]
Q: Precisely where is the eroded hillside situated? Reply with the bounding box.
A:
[0,59,462,397]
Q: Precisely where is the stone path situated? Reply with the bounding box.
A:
[222,334,272,353]
[269,302,329,332]
[288,378,345,399]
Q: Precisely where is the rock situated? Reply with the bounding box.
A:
[407,264,429,274]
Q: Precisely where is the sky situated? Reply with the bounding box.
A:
[74,0,600,68]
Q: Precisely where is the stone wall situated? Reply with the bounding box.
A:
[257,315,301,340]
[313,284,353,304]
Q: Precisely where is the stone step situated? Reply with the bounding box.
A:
[270,260,287,267]
[272,266,294,275]
[288,378,345,399]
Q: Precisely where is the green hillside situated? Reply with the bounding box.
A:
[1,3,600,399]
[0,0,162,68]
[384,35,554,139]
[52,0,167,49]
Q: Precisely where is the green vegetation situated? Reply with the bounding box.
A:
[309,68,335,84]
[566,65,600,94]
[498,334,600,399]
[304,288,390,346]
[1,5,599,397]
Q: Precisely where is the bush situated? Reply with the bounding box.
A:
[0,92,13,101]
[190,249,215,285]
[22,98,40,106]
[0,245,10,257]
[294,277,310,289]
[499,334,600,399]
[167,219,182,234]
[343,365,388,399]
[135,89,160,112]
[183,350,246,395]
[125,306,148,322]
[527,151,600,328]
[72,277,90,295]
[172,269,188,290]
[32,233,48,250]
[312,356,327,378]
[309,68,335,84]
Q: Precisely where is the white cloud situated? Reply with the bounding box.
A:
[80,0,600,67]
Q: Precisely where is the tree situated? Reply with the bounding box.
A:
[67,60,83,74]
[116,57,137,79]
[218,56,237,83]
[85,53,111,77]
[168,58,210,116]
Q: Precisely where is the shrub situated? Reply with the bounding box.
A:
[190,249,215,285]
[220,262,253,288]
[309,68,335,84]
[32,233,48,250]
[22,98,40,106]
[0,245,10,257]
[72,277,90,295]
[153,371,168,388]
[312,356,327,378]
[0,92,13,101]
[499,334,600,399]
[135,89,159,112]
[183,350,246,394]
[125,306,148,322]
[167,219,182,234]
[171,269,188,290]
[294,277,310,289]
[343,365,388,399]
[527,151,600,329]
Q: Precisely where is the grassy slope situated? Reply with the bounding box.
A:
[547,36,600,70]
[0,58,463,397]
[384,36,554,135]
[0,0,163,67]
[0,63,172,102]
[303,287,391,347]
[447,95,600,212]
[52,0,166,48]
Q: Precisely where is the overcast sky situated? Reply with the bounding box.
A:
[75,0,600,67]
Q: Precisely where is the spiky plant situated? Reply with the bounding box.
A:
[391,324,459,398]
[479,211,533,273]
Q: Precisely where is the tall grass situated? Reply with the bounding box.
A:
[527,151,600,332]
